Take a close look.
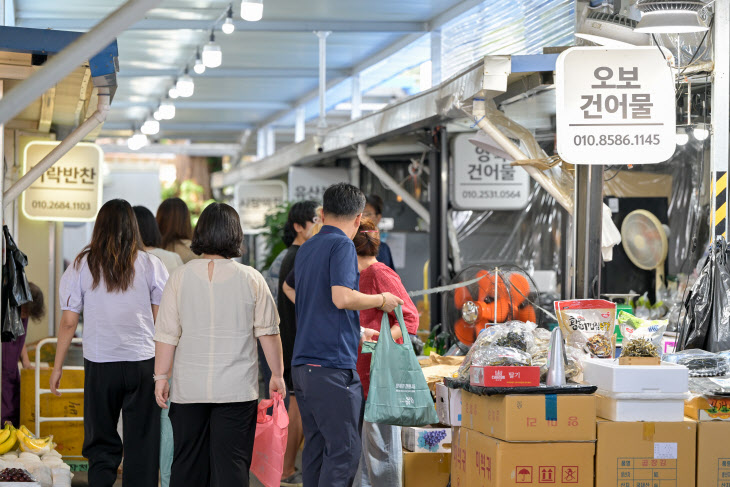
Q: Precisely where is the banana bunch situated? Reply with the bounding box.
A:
[0,423,17,454]
[16,425,54,456]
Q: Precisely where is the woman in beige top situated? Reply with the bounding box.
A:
[156,197,198,263]
[154,203,285,487]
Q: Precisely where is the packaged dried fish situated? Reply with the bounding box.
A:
[555,299,617,359]
[472,346,532,367]
[618,311,667,359]
[621,337,661,357]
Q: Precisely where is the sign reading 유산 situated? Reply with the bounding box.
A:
[22,141,103,222]
[556,47,676,165]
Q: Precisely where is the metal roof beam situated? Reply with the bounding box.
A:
[102,121,253,131]
[111,100,291,110]
[117,67,347,78]
[17,18,428,33]
[99,143,241,156]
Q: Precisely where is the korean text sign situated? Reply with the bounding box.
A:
[237,180,287,230]
[451,133,529,210]
[22,141,103,222]
[556,47,675,165]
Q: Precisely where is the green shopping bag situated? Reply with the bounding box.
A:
[364,306,438,426]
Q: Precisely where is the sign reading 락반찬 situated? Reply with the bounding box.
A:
[22,141,103,222]
[556,47,676,165]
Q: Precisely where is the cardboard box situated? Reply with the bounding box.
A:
[596,393,686,422]
[697,421,730,487]
[470,366,541,388]
[436,383,462,426]
[20,368,85,457]
[402,451,450,487]
[462,392,596,442]
[451,427,467,487]
[685,395,730,421]
[466,429,595,487]
[595,419,696,487]
[402,426,452,453]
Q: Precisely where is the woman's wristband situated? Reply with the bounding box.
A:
[379,293,386,310]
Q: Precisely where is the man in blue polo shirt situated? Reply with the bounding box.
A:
[290,183,403,487]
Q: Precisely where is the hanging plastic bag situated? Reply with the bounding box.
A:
[364,306,438,426]
[2,225,32,342]
[678,238,730,352]
[250,393,288,487]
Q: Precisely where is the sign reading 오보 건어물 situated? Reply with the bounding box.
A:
[556,47,676,165]
[451,133,529,210]
[22,141,103,222]
[237,180,287,230]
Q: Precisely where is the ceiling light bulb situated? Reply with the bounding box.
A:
[202,36,222,68]
[194,56,206,74]
[675,131,689,146]
[222,17,235,34]
[634,3,708,34]
[176,73,195,97]
[127,133,149,151]
[693,124,710,141]
[241,0,263,21]
[141,118,160,136]
[153,110,163,121]
[159,100,176,120]
[168,86,180,99]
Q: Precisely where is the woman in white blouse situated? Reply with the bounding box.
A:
[154,202,285,487]
[51,199,169,487]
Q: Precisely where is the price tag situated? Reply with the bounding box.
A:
[654,442,677,460]
[556,47,676,165]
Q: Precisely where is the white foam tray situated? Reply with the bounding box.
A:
[596,394,686,422]
[582,358,689,394]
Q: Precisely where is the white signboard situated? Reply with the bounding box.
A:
[556,47,675,165]
[22,141,103,222]
[237,180,287,230]
[451,133,529,210]
[288,167,350,202]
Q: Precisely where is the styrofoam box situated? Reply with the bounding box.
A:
[435,383,462,426]
[596,394,686,422]
[582,358,689,394]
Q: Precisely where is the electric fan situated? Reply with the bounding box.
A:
[445,264,543,351]
[621,209,669,298]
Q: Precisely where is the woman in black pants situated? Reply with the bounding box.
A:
[154,203,285,487]
[51,199,169,487]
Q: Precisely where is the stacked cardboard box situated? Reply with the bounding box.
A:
[460,391,596,486]
[685,396,730,487]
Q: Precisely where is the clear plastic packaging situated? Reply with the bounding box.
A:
[618,311,667,358]
[24,462,51,487]
[456,324,506,379]
[532,345,584,383]
[472,345,532,367]
[556,300,616,359]
[663,349,730,377]
[489,321,537,353]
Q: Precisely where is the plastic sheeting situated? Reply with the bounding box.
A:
[441,0,575,79]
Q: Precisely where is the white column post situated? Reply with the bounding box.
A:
[712,0,729,238]
[315,31,331,131]
[351,72,362,120]
[256,129,266,160]
[265,126,275,157]
[295,106,305,143]
[430,29,442,87]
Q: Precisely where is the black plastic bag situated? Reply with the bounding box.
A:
[2,225,32,342]
[678,238,730,352]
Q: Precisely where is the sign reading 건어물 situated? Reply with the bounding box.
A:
[556,47,676,165]
[22,141,103,222]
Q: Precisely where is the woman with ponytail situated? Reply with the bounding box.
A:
[51,199,169,487]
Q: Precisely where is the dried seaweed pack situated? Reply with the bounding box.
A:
[555,299,616,359]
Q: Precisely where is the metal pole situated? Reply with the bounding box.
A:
[0,78,4,422]
[48,222,56,336]
[573,165,604,299]
[294,106,305,143]
[712,0,729,238]
[315,31,331,131]
[439,127,450,326]
[351,73,362,120]
[0,0,161,125]
[428,131,442,329]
